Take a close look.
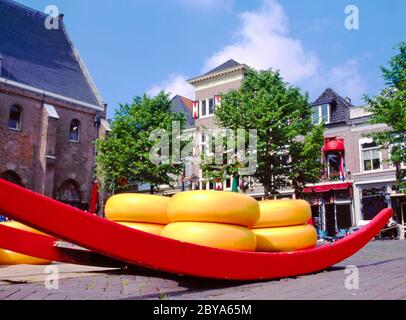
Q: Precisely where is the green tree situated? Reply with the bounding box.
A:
[96,93,187,193]
[202,69,325,197]
[365,42,406,192]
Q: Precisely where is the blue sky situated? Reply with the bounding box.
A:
[19,0,406,118]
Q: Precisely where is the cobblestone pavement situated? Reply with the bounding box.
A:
[1,240,406,300]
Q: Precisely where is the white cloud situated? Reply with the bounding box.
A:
[147,73,194,99]
[177,0,233,11]
[150,0,368,105]
[203,0,319,83]
[327,59,368,104]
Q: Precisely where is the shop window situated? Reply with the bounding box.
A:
[361,187,387,220]
[8,105,22,131]
[69,119,80,142]
[362,142,381,171]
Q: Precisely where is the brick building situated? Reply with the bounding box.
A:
[0,0,110,210]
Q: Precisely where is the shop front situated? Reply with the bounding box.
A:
[303,182,354,238]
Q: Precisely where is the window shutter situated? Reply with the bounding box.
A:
[192,101,199,119]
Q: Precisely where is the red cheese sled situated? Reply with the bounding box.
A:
[0,179,392,281]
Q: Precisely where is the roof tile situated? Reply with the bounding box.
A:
[0,0,100,106]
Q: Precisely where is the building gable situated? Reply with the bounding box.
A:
[312,88,352,124]
[0,0,103,108]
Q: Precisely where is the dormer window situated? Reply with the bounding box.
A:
[312,104,330,124]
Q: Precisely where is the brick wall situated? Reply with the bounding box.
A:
[0,84,106,209]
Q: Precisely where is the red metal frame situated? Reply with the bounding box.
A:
[0,179,392,280]
[0,224,124,268]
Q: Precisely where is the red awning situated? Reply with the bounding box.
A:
[323,138,345,152]
[303,182,352,193]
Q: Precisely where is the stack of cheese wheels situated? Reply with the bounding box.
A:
[0,221,52,265]
[105,193,170,235]
[251,200,317,252]
[161,191,259,251]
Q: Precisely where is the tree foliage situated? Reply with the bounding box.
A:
[96,93,186,193]
[365,42,406,191]
[202,69,325,196]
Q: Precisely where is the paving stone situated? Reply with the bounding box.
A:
[2,240,406,300]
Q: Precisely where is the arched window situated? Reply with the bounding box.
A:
[0,170,24,187]
[69,119,80,142]
[8,105,22,130]
[55,179,82,208]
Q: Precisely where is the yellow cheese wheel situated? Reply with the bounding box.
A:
[0,249,51,265]
[0,221,51,265]
[167,191,260,227]
[161,222,257,252]
[253,200,311,228]
[253,224,318,252]
[1,221,45,234]
[105,193,170,224]
[116,222,164,236]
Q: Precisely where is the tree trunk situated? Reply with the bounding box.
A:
[263,186,271,200]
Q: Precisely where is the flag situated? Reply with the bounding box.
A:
[89,179,99,214]
[339,152,346,181]
[215,95,221,108]
[215,177,223,191]
[192,101,199,119]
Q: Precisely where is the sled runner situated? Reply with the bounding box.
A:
[0,179,392,280]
